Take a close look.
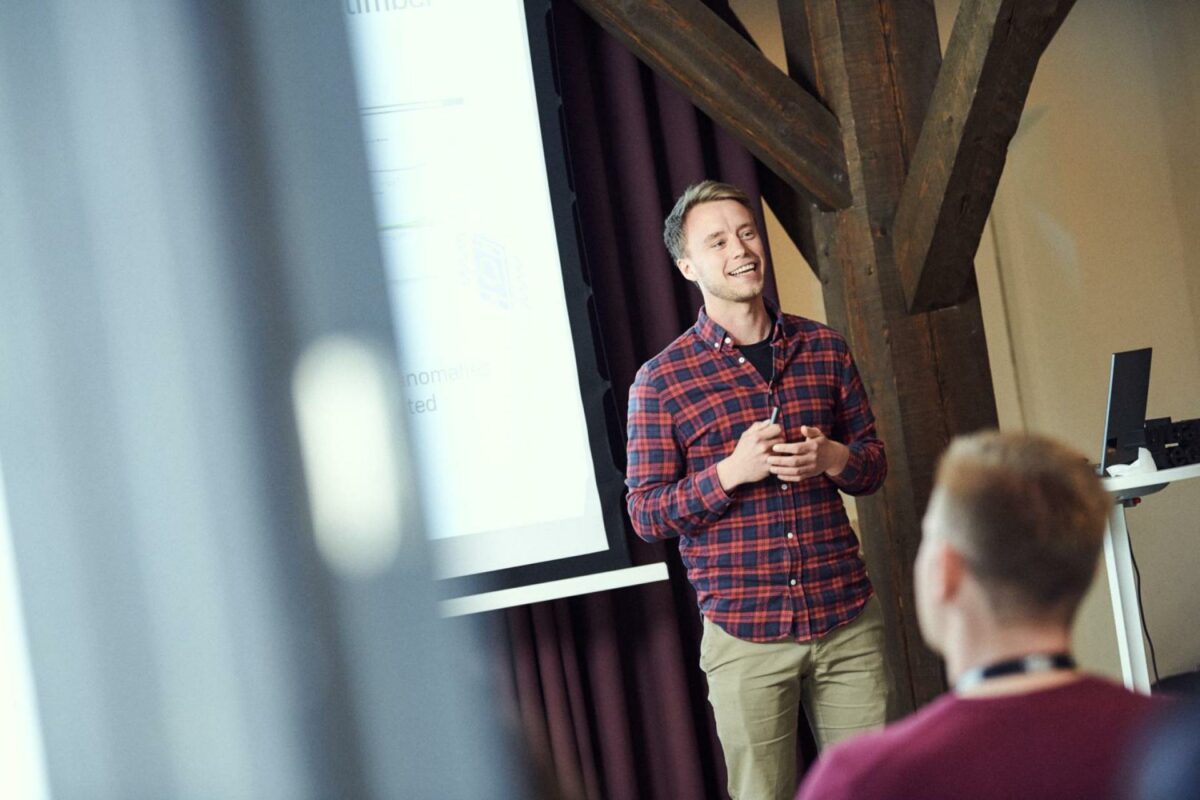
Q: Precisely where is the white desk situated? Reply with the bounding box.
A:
[1101,462,1200,694]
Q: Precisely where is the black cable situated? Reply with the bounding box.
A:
[1126,526,1161,687]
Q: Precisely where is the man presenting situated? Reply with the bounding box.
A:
[625,180,889,800]
[797,431,1159,799]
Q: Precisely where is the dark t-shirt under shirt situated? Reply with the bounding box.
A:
[736,336,773,384]
[796,676,1159,800]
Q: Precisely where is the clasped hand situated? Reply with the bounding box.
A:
[717,419,850,491]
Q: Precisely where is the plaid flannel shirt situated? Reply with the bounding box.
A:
[625,305,887,642]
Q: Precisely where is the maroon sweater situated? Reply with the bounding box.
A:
[797,677,1158,800]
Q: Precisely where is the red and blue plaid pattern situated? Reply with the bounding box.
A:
[626,305,887,642]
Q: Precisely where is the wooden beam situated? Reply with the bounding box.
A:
[571,0,852,210]
[893,0,1076,313]
[780,0,1000,715]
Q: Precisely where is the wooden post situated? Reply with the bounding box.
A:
[780,0,1000,714]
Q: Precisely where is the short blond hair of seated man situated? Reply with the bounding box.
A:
[796,431,1160,800]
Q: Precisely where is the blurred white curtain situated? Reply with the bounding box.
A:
[0,1,524,798]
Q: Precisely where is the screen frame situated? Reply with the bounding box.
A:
[437,0,639,600]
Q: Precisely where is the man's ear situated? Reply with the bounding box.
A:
[939,541,967,603]
[676,257,696,283]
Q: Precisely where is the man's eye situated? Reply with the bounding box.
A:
[742,231,756,239]
[711,240,724,248]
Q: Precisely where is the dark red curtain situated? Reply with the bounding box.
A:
[494,3,787,798]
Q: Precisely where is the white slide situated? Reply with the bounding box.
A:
[344,0,610,579]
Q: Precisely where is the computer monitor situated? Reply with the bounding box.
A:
[1099,348,1152,473]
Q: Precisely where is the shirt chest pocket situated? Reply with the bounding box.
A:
[779,379,838,434]
[680,412,763,469]
[669,384,766,465]
[687,424,733,465]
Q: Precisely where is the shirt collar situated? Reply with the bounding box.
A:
[694,298,787,352]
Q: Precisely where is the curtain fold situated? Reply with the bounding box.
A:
[496,3,783,798]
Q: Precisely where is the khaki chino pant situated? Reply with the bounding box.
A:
[699,597,888,800]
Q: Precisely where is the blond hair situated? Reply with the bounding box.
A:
[932,431,1111,624]
[663,180,753,261]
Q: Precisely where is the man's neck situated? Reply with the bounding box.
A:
[706,297,772,344]
[946,619,1076,697]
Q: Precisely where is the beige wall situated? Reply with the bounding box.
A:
[733,0,1200,683]
[952,0,1200,682]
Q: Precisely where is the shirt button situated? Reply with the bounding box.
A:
[781,484,789,491]
[713,341,720,349]
[738,357,746,364]
[787,532,795,539]
[724,337,732,345]
[790,579,797,586]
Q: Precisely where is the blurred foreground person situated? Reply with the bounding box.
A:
[798,432,1159,800]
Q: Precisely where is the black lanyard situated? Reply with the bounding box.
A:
[955,653,1076,693]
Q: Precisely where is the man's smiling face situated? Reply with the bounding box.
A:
[676,199,767,307]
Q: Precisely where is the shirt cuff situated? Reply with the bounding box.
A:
[828,442,865,491]
[694,462,733,514]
